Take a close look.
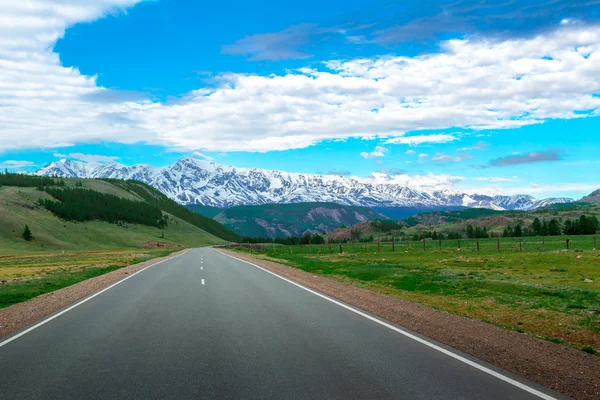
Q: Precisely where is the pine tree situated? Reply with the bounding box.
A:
[22,225,33,241]
[514,224,522,237]
[531,218,542,236]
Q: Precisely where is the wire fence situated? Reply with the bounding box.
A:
[222,234,599,255]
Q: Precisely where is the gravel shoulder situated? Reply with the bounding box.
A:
[219,249,599,400]
[0,249,187,339]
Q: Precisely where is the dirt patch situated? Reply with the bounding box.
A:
[220,249,599,400]
[142,241,184,249]
[0,250,186,339]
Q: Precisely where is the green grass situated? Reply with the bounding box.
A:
[234,241,600,353]
[0,249,175,308]
[0,180,230,307]
[0,186,225,254]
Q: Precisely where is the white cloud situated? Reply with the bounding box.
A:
[463,183,598,197]
[0,160,37,168]
[418,153,429,160]
[361,172,465,192]
[360,145,388,159]
[386,134,457,146]
[1,5,600,153]
[404,149,416,155]
[473,176,519,182]
[457,141,487,152]
[193,151,215,161]
[54,152,120,165]
[431,152,472,162]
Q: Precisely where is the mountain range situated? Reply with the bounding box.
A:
[36,158,574,211]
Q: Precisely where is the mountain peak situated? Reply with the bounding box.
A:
[581,189,600,203]
[35,157,574,210]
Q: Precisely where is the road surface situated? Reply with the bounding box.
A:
[0,248,564,399]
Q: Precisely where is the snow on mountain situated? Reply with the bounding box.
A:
[36,159,93,178]
[35,157,574,210]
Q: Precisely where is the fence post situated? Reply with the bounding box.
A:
[392,237,395,252]
[566,238,570,250]
[439,239,442,251]
[542,236,545,251]
[458,240,461,250]
[476,239,480,251]
[520,241,523,252]
[497,237,500,252]
[378,238,381,253]
[339,244,343,254]
[423,238,426,251]
[594,235,597,250]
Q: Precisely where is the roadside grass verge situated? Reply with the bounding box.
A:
[0,249,176,308]
[232,244,600,354]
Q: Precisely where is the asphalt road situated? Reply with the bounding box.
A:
[0,248,564,400]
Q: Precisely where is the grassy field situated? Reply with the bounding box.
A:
[0,186,225,254]
[0,179,229,307]
[0,249,175,308]
[233,239,600,355]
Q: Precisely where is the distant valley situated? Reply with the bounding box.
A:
[187,202,386,238]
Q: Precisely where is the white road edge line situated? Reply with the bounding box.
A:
[201,279,205,285]
[0,249,190,349]
[218,249,557,400]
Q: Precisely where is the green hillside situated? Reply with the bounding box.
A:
[194,202,387,238]
[327,201,600,242]
[0,175,236,254]
[102,179,239,241]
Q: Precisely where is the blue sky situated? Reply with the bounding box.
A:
[1,0,599,198]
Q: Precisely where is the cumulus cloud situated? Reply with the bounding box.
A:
[386,134,457,146]
[1,4,600,154]
[362,172,465,192]
[360,146,388,159]
[489,150,563,167]
[404,149,416,155]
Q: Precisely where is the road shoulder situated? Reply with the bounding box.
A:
[219,248,599,400]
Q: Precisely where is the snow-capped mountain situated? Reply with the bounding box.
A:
[36,159,93,178]
[35,157,574,210]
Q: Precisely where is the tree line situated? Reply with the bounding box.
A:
[40,187,168,228]
[0,170,64,188]
[503,216,599,238]
[104,179,240,242]
[241,232,326,245]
